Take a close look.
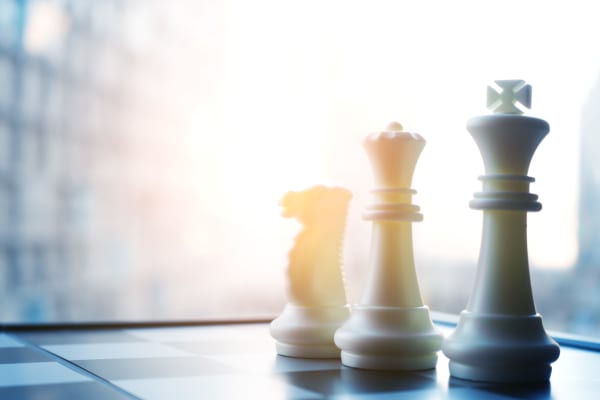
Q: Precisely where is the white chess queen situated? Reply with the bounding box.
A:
[334,122,443,370]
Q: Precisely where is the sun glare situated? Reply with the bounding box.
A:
[179,0,595,273]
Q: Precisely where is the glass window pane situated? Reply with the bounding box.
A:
[0,0,18,48]
[0,121,11,172]
[1,0,600,339]
[0,57,13,111]
[20,66,43,120]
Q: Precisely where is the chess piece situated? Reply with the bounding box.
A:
[442,80,560,382]
[270,185,352,358]
[334,122,443,370]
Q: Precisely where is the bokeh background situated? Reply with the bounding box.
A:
[1,0,599,336]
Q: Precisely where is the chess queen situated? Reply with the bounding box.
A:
[334,122,442,370]
[442,80,560,382]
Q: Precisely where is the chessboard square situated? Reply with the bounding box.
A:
[203,353,341,375]
[113,374,322,400]
[42,342,195,360]
[167,337,273,356]
[0,381,133,400]
[273,355,343,373]
[126,323,271,344]
[226,323,273,337]
[0,347,53,364]
[284,368,442,398]
[0,334,24,348]
[75,356,234,380]
[19,330,144,345]
[200,353,278,375]
[125,325,251,342]
[443,387,519,400]
[328,391,448,400]
[281,369,344,397]
[0,362,91,387]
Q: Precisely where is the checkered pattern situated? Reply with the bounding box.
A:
[0,332,130,399]
[0,323,598,399]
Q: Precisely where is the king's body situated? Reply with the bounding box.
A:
[442,80,560,382]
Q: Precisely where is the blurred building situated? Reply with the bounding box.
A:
[0,0,220,322]
[578,77,600,273]
[569,74,600,334]
[1,0,599,335]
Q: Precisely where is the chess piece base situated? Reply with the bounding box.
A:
[270,304,349,359]
[334,305,442,370]
[442,311,560,383]
[341,350,438,371]
[449,361,552,383]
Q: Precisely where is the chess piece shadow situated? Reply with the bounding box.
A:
[448,376,551,399]
[279,361,438,398]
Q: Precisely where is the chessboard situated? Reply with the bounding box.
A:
[1,319,599,399]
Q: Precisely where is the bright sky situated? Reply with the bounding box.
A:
[185,0,600,273]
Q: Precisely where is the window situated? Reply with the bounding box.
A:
[0,57,14,111]
[0,0,598,337]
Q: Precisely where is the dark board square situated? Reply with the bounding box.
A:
[0,381,132,400]
[0,347,52,364]
[280,368,439,397]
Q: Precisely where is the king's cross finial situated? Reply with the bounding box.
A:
[486,80,532,114]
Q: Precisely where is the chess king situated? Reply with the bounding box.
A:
[270,185,352,358]
[442,80,560,382]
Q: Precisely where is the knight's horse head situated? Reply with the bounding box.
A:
[280,185,352,226]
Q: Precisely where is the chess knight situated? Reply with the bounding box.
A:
[270,185,352,358]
